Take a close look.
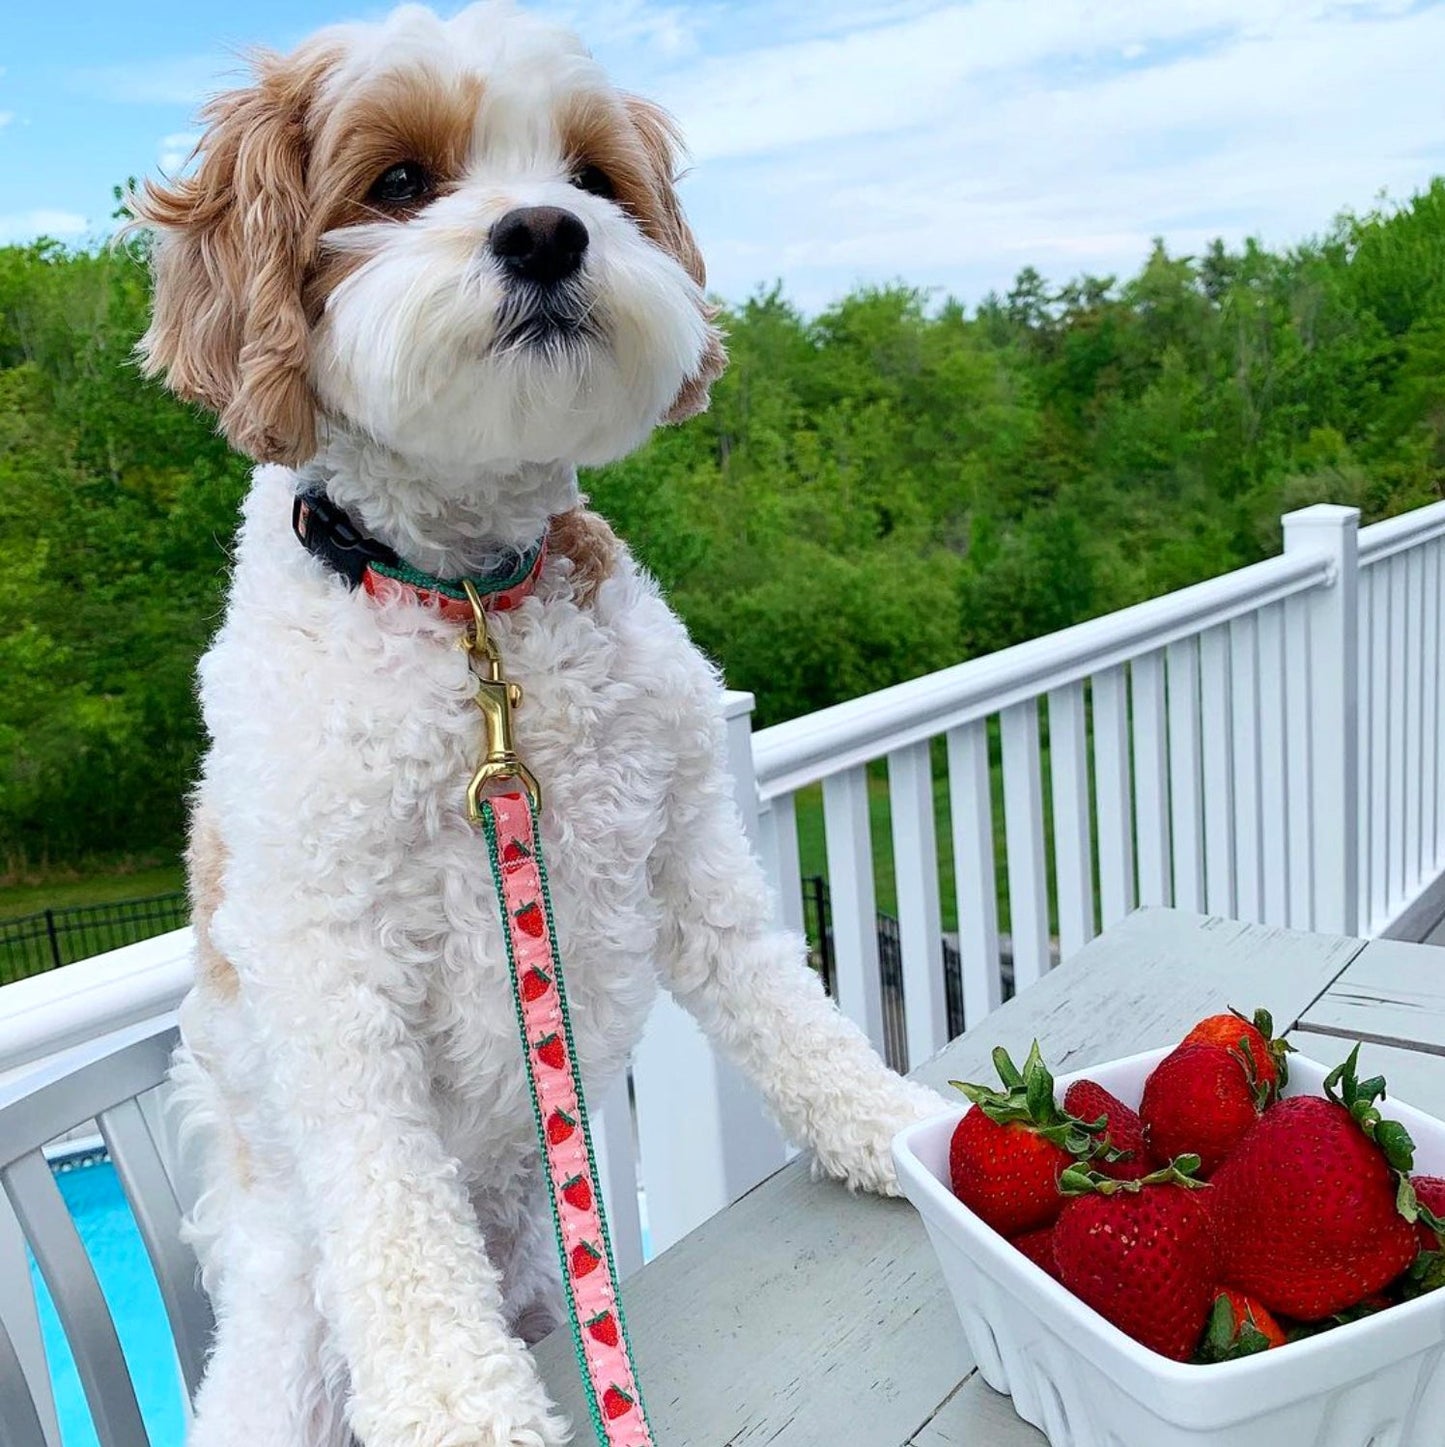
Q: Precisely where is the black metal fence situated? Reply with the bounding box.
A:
[804,874,994,1073]
[0,893,190,986]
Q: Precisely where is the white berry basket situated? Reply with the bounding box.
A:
[893,1048,1445,1447]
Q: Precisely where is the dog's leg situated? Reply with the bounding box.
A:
[209,903,567,1447]
[188,1177,349,1447]
[167,1029,347,1446]
[650,700,950,1196]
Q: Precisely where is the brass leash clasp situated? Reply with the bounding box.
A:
[460,579,542,819]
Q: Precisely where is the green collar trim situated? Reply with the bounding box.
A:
[367,540,545,603]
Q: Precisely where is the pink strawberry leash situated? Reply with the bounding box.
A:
[481,791,655,1446]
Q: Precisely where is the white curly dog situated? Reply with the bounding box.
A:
[134,5,947,1444]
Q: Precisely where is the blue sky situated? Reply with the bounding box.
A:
[4,0,1445,310]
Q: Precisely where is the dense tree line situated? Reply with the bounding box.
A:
[3,182,1445,869]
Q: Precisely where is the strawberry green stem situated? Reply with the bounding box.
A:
[1325,1044,1416,1173]
[1059,1154,1206,1197]
[951,1041,1104,1158]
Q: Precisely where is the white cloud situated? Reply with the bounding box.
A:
[158,131,202,173]
[0,210,88,244]
[0,112,12,130]
[654,0,1430,164]
[543,0,703,61]
[654,0,1445,307]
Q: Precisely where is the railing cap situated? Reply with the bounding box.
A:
[1283,503,1361,529]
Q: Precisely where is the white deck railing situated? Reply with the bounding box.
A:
[6,501,1445,1277]
[743,503,1372,1055]
[745,502,1445,1021]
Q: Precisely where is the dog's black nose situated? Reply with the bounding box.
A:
[491,206,589,285]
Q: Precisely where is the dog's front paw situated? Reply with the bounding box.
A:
[354,1358,570,1447]
[812,1078,952,1197]
[361,1405,570,1447]
[463,1408,571,1447]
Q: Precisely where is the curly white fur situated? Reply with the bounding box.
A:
[152,6,948,1445]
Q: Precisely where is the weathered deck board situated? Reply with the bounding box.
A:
[1299,935,1445,1055]
[909,1376,1044,1444]
[1290,1029,1445,1119]
[907,910,1365,1099]
[533,910,1368,1445]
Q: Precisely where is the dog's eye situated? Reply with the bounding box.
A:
[571,164,616,201]
[369,161,433,208]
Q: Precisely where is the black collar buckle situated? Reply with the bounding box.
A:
[292,489,401,590]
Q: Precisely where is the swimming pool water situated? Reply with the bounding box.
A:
[26,1157,652,1446]
[29,1158,184,1447]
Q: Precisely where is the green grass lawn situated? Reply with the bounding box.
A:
[0,863,186,922]
[794,757,969,931]
[791,730,1064,938]
[0,860,189,984]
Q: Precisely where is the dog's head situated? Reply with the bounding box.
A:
[132,1,725,473]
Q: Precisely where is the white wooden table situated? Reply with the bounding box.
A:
[534,908,1445,1445]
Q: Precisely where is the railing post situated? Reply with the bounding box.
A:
[723,690,762,845]
[44,910,63,973]
[630,688,788,1256]
[0,1193,60,1446]
[1283,505,1360,935]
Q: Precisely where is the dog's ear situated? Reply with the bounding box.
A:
[624,97,727,424]
[131,50,330,466]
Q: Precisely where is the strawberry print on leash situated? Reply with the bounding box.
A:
[483,791,654,1447]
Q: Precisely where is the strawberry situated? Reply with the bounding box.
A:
[587,1310,619,1348]
[514,901,545,938]
[1195,1287,1286,1361]
[1410,1175,1445,1251]
[601,1385,634,1420]
[949,1043,1100,1236]
[1401,1176,1445,1300]
[547,1109,576,1145]
[572,1241,602,1278]
[1139,1043,1263,1175]
[562,1174,593,1212]
[1063,1079,1150,1180]
[1285,1292,1397,1338]
[1182,1007,1293,1097]
[1053,1157,1217,1362]
[520,966,552,1002]
[501,836,532,869]
[1010,1225,1063,1283]
[1210,1046,1421,1319]
[535,1033,566,1071]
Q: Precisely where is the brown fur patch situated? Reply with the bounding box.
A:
[561,95,703,283]
[665,322,728,424]
[549,507,621,606]
[186,805,239,1003]
[302,70,483,319]
[133,51,483,464]
[132,45,341,465]
[615,96,726,420]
